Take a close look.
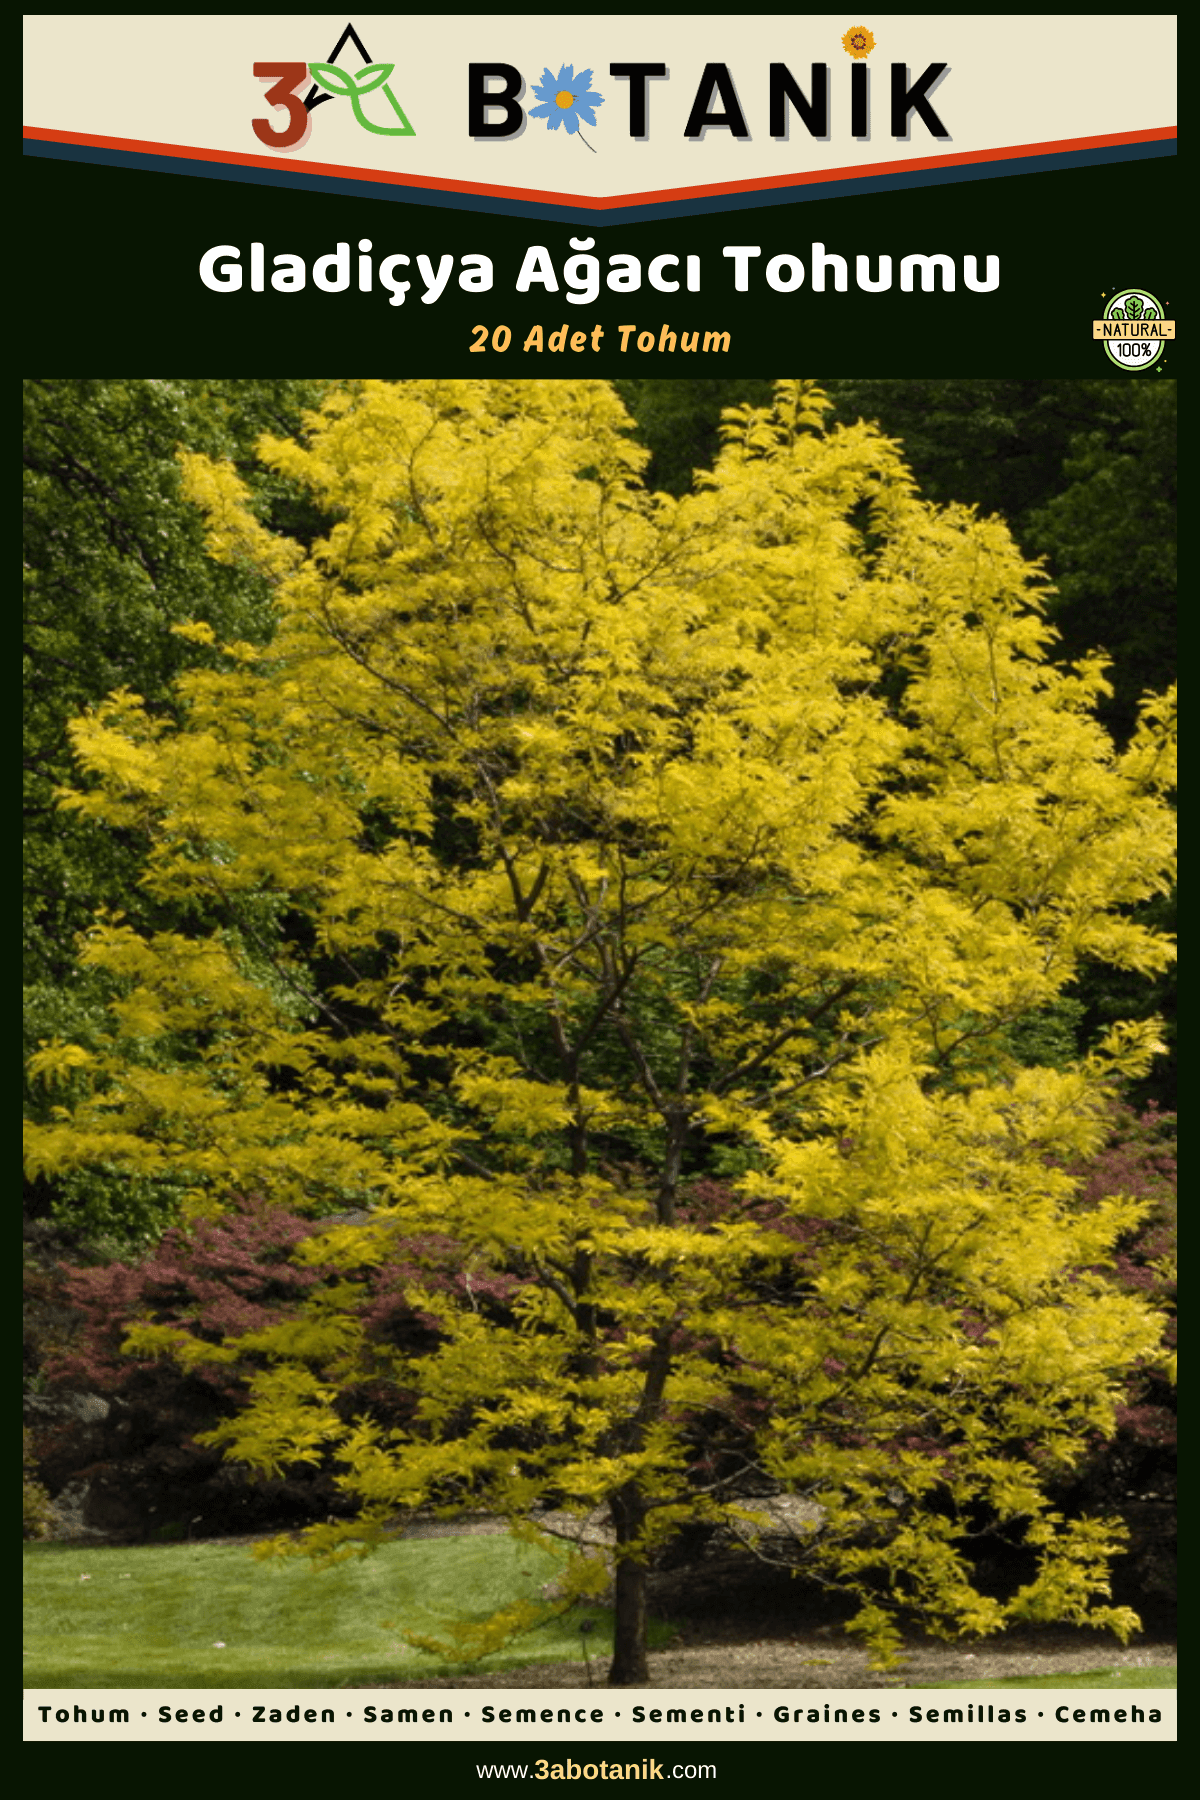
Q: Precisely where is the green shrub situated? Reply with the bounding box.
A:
[23,1429,53,1540]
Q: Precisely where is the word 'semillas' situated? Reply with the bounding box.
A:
[469,60,950,139]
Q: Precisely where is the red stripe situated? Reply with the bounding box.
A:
[23,124,1176,209]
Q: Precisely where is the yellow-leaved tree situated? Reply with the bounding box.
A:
[26,379,1176,1682]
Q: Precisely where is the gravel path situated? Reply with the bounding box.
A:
[365,1629,1176,1690]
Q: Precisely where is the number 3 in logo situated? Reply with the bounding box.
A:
[253,63,310,148]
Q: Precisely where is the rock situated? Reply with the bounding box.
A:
[305,1208,377,1234]
[24,1390,111,1426]
[728,1494,825,1543]
[45,1478,108,1540]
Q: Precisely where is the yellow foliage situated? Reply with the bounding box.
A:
[26,379,1177,1672]
[178,451,305,580]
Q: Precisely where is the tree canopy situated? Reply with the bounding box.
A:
[25,379,1176,1681]
[618,377,1179,1110]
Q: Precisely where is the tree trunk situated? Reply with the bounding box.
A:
[608,1487,650,1685]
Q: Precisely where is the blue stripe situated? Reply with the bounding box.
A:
[24,134,1175,226]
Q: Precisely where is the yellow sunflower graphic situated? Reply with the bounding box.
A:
[841,27,876,59]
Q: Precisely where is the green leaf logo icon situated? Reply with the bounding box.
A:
[308,61,415,135]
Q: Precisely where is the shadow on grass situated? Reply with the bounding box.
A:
[24,1535,627,1689]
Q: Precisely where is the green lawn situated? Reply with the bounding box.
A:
[24,1534,623,1689]
[25,1537,1174,1692]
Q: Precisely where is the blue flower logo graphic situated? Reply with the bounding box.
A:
[529,64,605,152]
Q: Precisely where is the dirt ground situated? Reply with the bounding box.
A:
[362,1521,1177,1690]
[388,1632,1176,1690]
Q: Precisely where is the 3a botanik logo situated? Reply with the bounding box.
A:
[254,24,414,149]
[253,22,951,154]
[471,26,946,145]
